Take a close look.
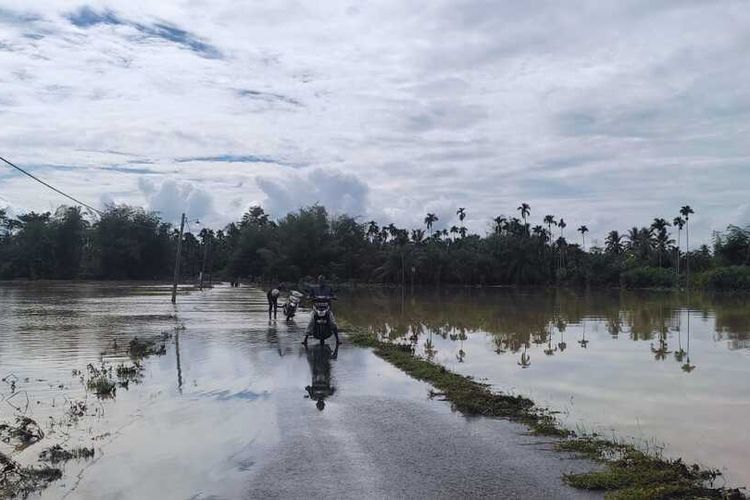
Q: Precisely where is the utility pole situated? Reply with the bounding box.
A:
[199,238,211,290]
[171,213,186,304]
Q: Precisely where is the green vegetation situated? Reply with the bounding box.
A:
[349,327,746,499]
[1,203,749,289]
[558,438,743,499]
[38,444,95,464]
[349,330,565,436]
[0,452,61,499]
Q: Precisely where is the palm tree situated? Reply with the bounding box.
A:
[449,225,459,238]
[605,231,624,255]
[543,215,556,245]
[458,226,468,238]
[411,228,425,245]
[424,213,438,234]
[366,220,379,242]
[558,218,566,238]
[673,216,685,283]
[577,225,589,250]
[650,218,671,267]
[517,203,531,227]
[456,208,466,223]
[680,205,695,285]
[493,216,507,235]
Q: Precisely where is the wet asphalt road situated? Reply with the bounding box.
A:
[17,284,598,499]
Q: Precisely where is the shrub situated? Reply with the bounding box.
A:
[697,266,750,290]
[621,267,675,288]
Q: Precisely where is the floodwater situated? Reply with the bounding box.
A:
[338,287,750,488]
[0,282,597,499]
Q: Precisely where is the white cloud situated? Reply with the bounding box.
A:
[0,1,749,243]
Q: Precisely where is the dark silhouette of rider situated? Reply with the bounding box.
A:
[305,343,338,411]
[303,275,340,345]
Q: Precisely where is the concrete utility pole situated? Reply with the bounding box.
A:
[199,238,211,290]
[171,213,186,304]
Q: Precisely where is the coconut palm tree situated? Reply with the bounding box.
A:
[517,203,531,227]
[577,225,589,250]
[456,207,466,223]
[605,231,624,255]
[424,213,438,234]
[558,218,566,238]
[650,218,671,267]
[673,216,685,282]
[680,205,695,285]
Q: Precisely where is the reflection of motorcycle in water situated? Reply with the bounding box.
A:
[304,343,338,411]
[282,291,304,320]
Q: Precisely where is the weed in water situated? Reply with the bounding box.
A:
[38,444,95,464]
[0,452,61,498]
[0,416,45,448]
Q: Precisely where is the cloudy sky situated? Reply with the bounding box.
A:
[1,1,749,246]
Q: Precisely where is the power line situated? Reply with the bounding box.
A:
[0,155,103,216]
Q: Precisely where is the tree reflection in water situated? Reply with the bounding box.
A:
[339,288,750,373]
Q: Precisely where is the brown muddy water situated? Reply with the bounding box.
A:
[338,287,750,488]
[0,282,600,499]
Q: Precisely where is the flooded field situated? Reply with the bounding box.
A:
[0,282,596,499]
[339,287,750,488]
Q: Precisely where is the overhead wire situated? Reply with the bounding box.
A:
[1,154,195,235]
[0,155,103,216]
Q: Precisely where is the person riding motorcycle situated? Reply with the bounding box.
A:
[303,275,340,345]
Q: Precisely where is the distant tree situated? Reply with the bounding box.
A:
[424,213,438,234]
[577,225,589,251]
[517,203,531,228]
[605,231,624,255]
[680,205,695,284]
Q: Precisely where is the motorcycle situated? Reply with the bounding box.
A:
[282,291,304,320]
[306,295,337,344]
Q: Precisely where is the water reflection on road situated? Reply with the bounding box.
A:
[338,287,750,487]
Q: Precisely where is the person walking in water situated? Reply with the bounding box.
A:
[267,286,280,319]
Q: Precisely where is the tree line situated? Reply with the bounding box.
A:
[1,203,749,289]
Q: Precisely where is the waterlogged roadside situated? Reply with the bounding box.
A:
[0,327,178,498]
[347,327,747,499]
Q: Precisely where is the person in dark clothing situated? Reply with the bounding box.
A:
[303,275,340,345]
[267,287,280,319]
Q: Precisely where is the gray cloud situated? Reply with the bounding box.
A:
[65,6,222,59]
[1,0,749,245]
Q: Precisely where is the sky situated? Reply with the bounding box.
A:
[1,1,749,246]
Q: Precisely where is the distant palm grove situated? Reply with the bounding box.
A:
[1,203,749,290]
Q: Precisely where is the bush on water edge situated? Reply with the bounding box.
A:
[621,266,676,289]
[696,266,750,290]
[347,327,747,499]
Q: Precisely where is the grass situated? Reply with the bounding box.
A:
[348,327,746,500]
[128,332,170,359]
[0,452,61,498]
[86,375,116,398]
[39,444,95,464]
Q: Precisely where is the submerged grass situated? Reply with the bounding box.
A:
[348,327,746,500]
[0,452,61,498]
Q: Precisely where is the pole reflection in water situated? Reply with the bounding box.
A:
[304,343,338,411]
